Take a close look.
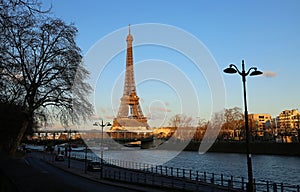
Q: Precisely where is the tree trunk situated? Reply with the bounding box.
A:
[0,103,29,155]
[8,119,29,155]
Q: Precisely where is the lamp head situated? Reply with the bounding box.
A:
[223,65,237,74]
[250,70,263,76]
[107,122,112,126]
[93,122,98,126]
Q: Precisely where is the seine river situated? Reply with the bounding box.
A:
[95,150,300,185]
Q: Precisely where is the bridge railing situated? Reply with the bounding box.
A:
[69,152,300,192]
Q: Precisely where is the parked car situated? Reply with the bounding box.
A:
[55,154,65,161]
[87,161,101,172]
[25,148,31,153]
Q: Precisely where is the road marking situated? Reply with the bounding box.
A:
[24,159,30,166]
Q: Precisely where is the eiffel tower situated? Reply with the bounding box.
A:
[111,25,149,131]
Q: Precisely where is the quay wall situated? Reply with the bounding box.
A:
[184,141,300,156]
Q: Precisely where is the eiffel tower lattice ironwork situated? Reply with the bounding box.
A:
[111,25,149,131]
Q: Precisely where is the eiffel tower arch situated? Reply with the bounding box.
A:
[111,25,149,131]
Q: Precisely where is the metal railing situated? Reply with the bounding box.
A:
[69,152,300,192]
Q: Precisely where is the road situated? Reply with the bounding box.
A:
[0,153,141,192]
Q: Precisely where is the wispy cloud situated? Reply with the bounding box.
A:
[146,112,166,120]
[100,107,107,113]
[105,115,115,119]
[90,115,102,120]
[263,71,277,78]
[150,107,171,112]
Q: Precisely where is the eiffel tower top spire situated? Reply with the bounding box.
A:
[126,24,133,46]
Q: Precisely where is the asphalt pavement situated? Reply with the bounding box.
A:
[0,152,151,192]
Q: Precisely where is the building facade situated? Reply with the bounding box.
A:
[277,109,300,133]
[248,113,272,137]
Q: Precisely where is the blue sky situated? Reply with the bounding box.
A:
[44,0,300,127]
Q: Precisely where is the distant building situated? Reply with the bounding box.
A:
[248,114,272,137]
[277,109,300,133]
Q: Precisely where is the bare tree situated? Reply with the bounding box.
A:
[0,0,93,154]
[169,114,193,128]
[193,118,209,141]
[218,107,244,140]
[168,114,195,141]
[223,107,244,130]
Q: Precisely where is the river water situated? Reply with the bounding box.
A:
[96,149,300,185]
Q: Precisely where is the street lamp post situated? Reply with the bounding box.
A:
[84,144,88,174]
[67,130,71,168]
[93,120,111,179]
[224,59,263,192]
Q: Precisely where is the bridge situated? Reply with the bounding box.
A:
[32,129,154,148]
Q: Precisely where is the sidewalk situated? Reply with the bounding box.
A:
[42,152,238,192]
[42,154,168,192]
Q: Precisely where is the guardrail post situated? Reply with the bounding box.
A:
[267,181,269,192]
[241,177,244,190]
[165,166,168,176]
[228,179,232,190]
[196,171,199,181]
[297,185,299,192]
[190,169,192,180]
[171,167,173,177]
[204,171,206,182]
[211,173,214,184]
[221,174,224,186]
[183,168,185,179]
[280,182,283,192]
[273,182,277,192]
[177,168,179,177]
